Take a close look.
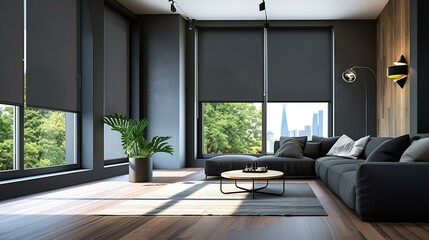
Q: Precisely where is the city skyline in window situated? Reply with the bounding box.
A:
[267,103,328,153]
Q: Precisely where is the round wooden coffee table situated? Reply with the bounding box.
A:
[220,170,285,199]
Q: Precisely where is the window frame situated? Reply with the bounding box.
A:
[0,107,81,181]
[265,101,332,154]
[0,0,82,180]
[198,101,333,158]
[198,101,265,159]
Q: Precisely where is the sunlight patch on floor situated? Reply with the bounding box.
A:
[153,170,197,177]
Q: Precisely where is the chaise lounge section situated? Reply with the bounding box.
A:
[205,140,320,179]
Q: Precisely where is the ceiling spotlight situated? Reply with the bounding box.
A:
[169,0,176,13]
[259,0,268,28]
[259,1,265,11]
[188,19,194,31]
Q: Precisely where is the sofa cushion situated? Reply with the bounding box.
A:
[366,134,410,162]
[400,138,429,162]
[361,137,391,159]
[257,155,315,177]
[303,141,321,159]
[315,156,343,177]
[327,135,370,159]
[316,156,364,183]
[275,137,307,158]
[339,171,357,209]
[204,155,257,176]
[326,164,360,196]
[312,135,340,156]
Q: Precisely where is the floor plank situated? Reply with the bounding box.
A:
[0,168,428,240]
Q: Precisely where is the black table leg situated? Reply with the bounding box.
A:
[220,177,285,198]
[252,179,255,199]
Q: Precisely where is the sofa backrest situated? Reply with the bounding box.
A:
[312,136,340,156]
[274,136,392,159]
[360,137,391,159]
[273,141,321,159]
[274,141,281,153]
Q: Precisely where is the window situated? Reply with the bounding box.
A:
[0,0,80,179]
[24,108,76,169]
[197,27,333,157]
[202,103,262,155]
[0,105,16,171]
[266,103,329,154]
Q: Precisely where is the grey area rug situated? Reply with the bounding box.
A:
[98,181,327,216]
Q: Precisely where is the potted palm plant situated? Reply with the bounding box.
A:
[103,113,173,182]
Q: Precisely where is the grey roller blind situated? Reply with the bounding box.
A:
[104,6,129,160]
[198,28,264,102]
[0,0,24,106]
[27,0,80,112]
[104,6,129,115]
[267,28,332,102]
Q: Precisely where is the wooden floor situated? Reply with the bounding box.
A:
[0,168,428,240]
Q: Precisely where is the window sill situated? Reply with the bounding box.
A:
[0,169,92,185]
[104,162,128,169]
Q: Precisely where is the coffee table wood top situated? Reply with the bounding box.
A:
[221,170,284,180]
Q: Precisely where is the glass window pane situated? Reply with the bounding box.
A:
[267,103,329,154]
[0,104,16,171]
[203,103,262,154]
[24,108,76,169]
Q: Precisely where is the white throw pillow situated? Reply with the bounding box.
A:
[327,135,354,156]
[327,134,370,159]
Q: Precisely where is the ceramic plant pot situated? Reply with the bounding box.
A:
[129,157,153,182]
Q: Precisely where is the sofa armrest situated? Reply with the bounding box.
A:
[356,162,429,221]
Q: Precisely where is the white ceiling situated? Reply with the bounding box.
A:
[118,0,390,20]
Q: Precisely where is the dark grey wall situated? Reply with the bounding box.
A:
[410,0,429,135]
[333,21,377,138]
[141,15,186,169]
[410,0,418,136]
[186,20,377,166]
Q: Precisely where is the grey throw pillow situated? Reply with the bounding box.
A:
[275,136,307,158]
[312,135,340,156]
[303,141,321,159]
[366,134,410,162]
[280,136,307,146]
[400,138,429,162]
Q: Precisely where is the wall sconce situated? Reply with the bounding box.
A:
[387,55,408,88]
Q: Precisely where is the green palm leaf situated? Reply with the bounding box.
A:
[103,113,173,158]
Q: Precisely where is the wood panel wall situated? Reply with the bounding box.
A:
[377,0,410,137]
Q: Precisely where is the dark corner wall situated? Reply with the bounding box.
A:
[140,15,186,169]
[332,21,377,139]
[410,0,429,135]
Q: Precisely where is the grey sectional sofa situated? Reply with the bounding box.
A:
[204,136,429,221]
